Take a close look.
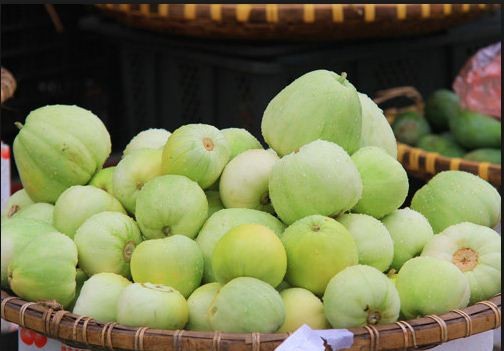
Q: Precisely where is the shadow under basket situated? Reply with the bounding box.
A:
[373,86,501,188]
[1,290,501,351]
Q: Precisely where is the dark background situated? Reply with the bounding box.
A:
[0,5,501,350]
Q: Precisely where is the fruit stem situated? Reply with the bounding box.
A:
[338,72,347,84]
[14,122,23,130]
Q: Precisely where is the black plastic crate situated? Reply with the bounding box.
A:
[81,12,500,150]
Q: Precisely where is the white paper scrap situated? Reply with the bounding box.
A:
[275,324,354,351]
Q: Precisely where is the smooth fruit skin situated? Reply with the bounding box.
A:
[337,213,394,272]
[10,203,54,225]
[351,147,409,219]
[323,265,400,328]
[205,191,224,218]
[112,148,163,215]
[424,89,460,132]
[219,149,279,213]
[382,208,434,271]
[208,277,285,333]
[421,222,501,304]
[450,110,501,149]
[186,282,222,331]
[89,166,116,195]
[135,175,208,240]
[116,283,188,330]
[396,256,470,320]
[130,235,204,298]
[8,232,78,308]
[212,223,287,287]
[13,105,111,203]
[195,208,286,283]
[278,288,329,332]
[261,70,362,156]
[1,218,56,288]
[68,268,88,311]
[358,93,397,158]
[1,189,33,218]
[411,171,501,233]
[282,215,359,296]
[123,128,171,156]
[221,128,263,160]
[391,111,431,146]
[74,211,143,278]
[269,140,362,225]
[53,185,126,239]
[72,272,131,322]
[161,124,230,189]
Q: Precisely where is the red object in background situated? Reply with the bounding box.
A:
[453,42,501,119]
[20,329,35,345]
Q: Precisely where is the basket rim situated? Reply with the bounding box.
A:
[1,290,501,351]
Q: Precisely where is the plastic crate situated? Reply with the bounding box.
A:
[83,12,499,150]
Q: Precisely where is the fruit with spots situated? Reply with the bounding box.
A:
[9,202,54,225]
[1,189,33,219]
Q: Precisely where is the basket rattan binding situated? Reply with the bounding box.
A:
[1,67,16,104]
[1,290,500,351]
[94,4,499,41]
[373,86,501,188]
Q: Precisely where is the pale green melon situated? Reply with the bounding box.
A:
[68,268,88,311]
[130,235,204,298]
[135,175,208,240]
[269,140,362,225]
[421,222,501,304]
[278,288,329,332]
[323,265,400,328]
[382,208,434,271]
[89,166,115,195]
[351,147,408,219]
[13,105,111,203]
[74,211,143,278]
[337,213,394,272]
[411,171,501,233]
[9,202,54,225]
[358,93,397,158]
[1,189,33,218]
[396,256,470,319]
[205,191,224,218]
[282,215,359,296]
[8,231,78,307]
[219,149,278,213]
[53,185,126,239]
[212,224,287,287]
[261,70,362,156]
[195,208,286,283]
[73,272,131,322]
[112,148,163,215]
[1,218,56,288]
[186,282,222,331]
[123,128,171,156]
[116,283,188,329]
[161,124,230,189]
[221,128,262,160]
[208,277,285,333]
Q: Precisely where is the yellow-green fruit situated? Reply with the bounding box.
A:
[382,208,434,271]
[212,224,287,287]
[411,171,501,233]
[261,70,362,156]
[13,105,111,203]
[161,124,230,189]
[221,128,262,160]
[282,215,359,296]
[123,128,171,156]
[396,256,470,319]
[351,147,408,219]
[278,288,329,332]
[53,185,126,239]
[323,265,400,328]
[89,166,115,195]
[9,203,54,225]
[421,222,501,304]
[8,232,78,307]
[186,282,222,331]
[1,189,33,218]
[116,283,188,330]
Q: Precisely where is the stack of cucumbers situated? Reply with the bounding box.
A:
[392,89,501,164]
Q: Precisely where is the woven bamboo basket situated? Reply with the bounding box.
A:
[373,86,501,188]
[95,4,499,41]
[1,67,17,104]
[0,290,500,350]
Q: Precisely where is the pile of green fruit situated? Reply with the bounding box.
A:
[1,70,501,334]
[392,89,501,164]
